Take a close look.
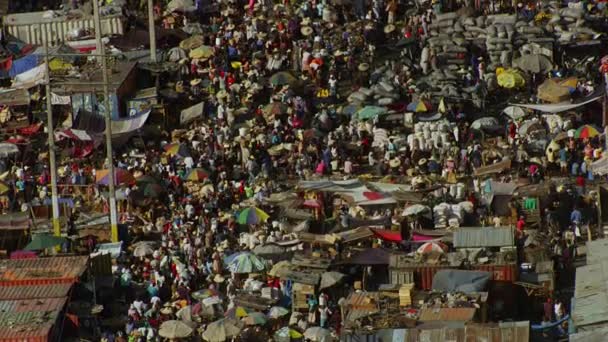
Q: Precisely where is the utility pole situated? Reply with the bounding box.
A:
[93,0,119,242]
[42,25,61,237]
[148,0,157,62]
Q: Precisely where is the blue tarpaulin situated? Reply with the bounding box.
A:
[9,54,39,78]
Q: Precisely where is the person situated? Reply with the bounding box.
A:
[516,216,525,232]
[554,299,565,321]
[307,295,318,324]
[318,304,332,328]
[543,298,553,322]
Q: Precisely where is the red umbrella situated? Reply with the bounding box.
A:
[302,199,322,208]
[363,191,385,200]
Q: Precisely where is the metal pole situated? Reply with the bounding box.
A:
[42,25,61,237]
[93,0,119,242]
[148,0,157,62]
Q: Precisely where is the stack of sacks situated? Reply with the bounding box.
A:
[409,120,456,152]
[347,64,406,106]
[433,202,467,228]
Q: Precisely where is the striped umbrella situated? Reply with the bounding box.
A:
[224,306,251,319]
[163,143,190,157]
[574,125,600,139]
[417,241,448,254]
[96,168,135,186]
[237,207,269,225]
[185,168,210,182]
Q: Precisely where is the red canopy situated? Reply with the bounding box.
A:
[371,228,402,242]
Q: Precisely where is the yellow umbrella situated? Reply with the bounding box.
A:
[497,69,526,89]
[189,45,214,59]
[0,182,9,195]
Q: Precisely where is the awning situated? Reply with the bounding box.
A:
[371,228,402,242]
[181,101,204,124]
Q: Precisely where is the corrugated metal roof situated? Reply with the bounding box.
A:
[344,292,379,324]
[465,322,529,341]
[0,256,88,286]
[573,261,608,328]
[418,308,477,322]
[570,325,608,342]
[0,283,72,300]
[453,227,514,248]
[586,239,608,265]
[0,297,67,341]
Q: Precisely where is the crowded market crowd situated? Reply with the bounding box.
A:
[3,0,608,340]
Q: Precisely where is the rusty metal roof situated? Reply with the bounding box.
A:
[0,256,88,286]
[0,297,67,341]
[0,283,72,300]
[344,292,380,325]
[418,308,477,322]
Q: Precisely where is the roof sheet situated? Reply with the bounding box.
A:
[573,261,608,328]
[0,256,88,286]
[418,308,477,322]
[570,326,608,342]
[0,283,72,300]
[586,239,608,265]
[453,227,514,248]
[0,297,67,341]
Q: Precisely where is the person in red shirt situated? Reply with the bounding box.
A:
[516,216,525,231]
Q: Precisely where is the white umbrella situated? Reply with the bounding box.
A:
[502,106,527,120]
[202,318,243,342]
[133,244,154,257]
[417,241,448,254]
[304,327,334,342]
[320,271,346,290]
[401,204,430,216]
[158,320,194,339]
[471,117,499,130]
[0,143,19,157]
[267,306,290,319]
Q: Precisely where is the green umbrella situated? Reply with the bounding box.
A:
[357,105,387,120]
[25,233,67,251]
[269,71,297,86]
[237,207,269,225]
[226,252,267,274]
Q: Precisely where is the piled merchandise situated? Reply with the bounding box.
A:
[399,283,414,307]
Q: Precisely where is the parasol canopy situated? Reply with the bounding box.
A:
[163,143,190,157]
[406,100,432,112]
[202,318,243,342]
[357,105,387,120]
[0,142,19,157]
[502,106,527,120]
[304,327,334,341]
[95,168,135,186]
[189,45,215,59]
[270,71,297,86]
[242,312,268,325]
[267,306,290,319]
[275,326,304,342]
[497,69,525,88]
[471,117,499,130]
[417,241,449,254]
[179,35,204,50]
[513,54,553,73]
[574,124,600,139]
[268,260,292,278]
[185,168,210,182]
[226,252,267,273]
[133,243,155,257]
[0,182,9,195]
[225,306,251,319]
[158,320,194,339]
[25,233,66,251]
[320,271,347,289]
[401,204,430,216]
[237,207,269,225]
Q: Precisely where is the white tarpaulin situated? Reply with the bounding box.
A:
[510,94,603,113]
[51,92,71,105]
[592,157,608,176]
[111,110,151,135]
[181,102,204,124]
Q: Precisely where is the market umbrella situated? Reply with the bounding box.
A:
[263,102,289,117]
[401,204,430,216]
[163,143,190,157]
[320,271,347,289]
[226,252,267,273]
[406,100,431,112]
[304,327,334,341]
[0,142,19,157]
[513,54,553,73]
[185,168,210,182]
[497,69,525,89]
[133,243,154,257]
[574,125,600,139]
[340,104,360,116]
[275,326,304,342]
[167,0,196,12]
[357,105,386,120]
[270,71,297,86]
[24,233,66,251]
[502,106,527,120]
[179,35,204,50]
[224,306,251,319]
[202,318,243,342]
[267,306,290,319]
[95,168,135,186]
[242,312,268,325]
[268,260,292,277]
[0,182,9,195]
[189,45,215,59]
[417,241,448,254]
[471,117,499,130]
[158,320,194,339]
[237,207,269,225]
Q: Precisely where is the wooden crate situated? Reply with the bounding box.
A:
[292,283,315,311]
[399,283,414,307]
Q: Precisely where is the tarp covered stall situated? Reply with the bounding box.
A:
[181,102,204,124]
[432,270,492,293]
